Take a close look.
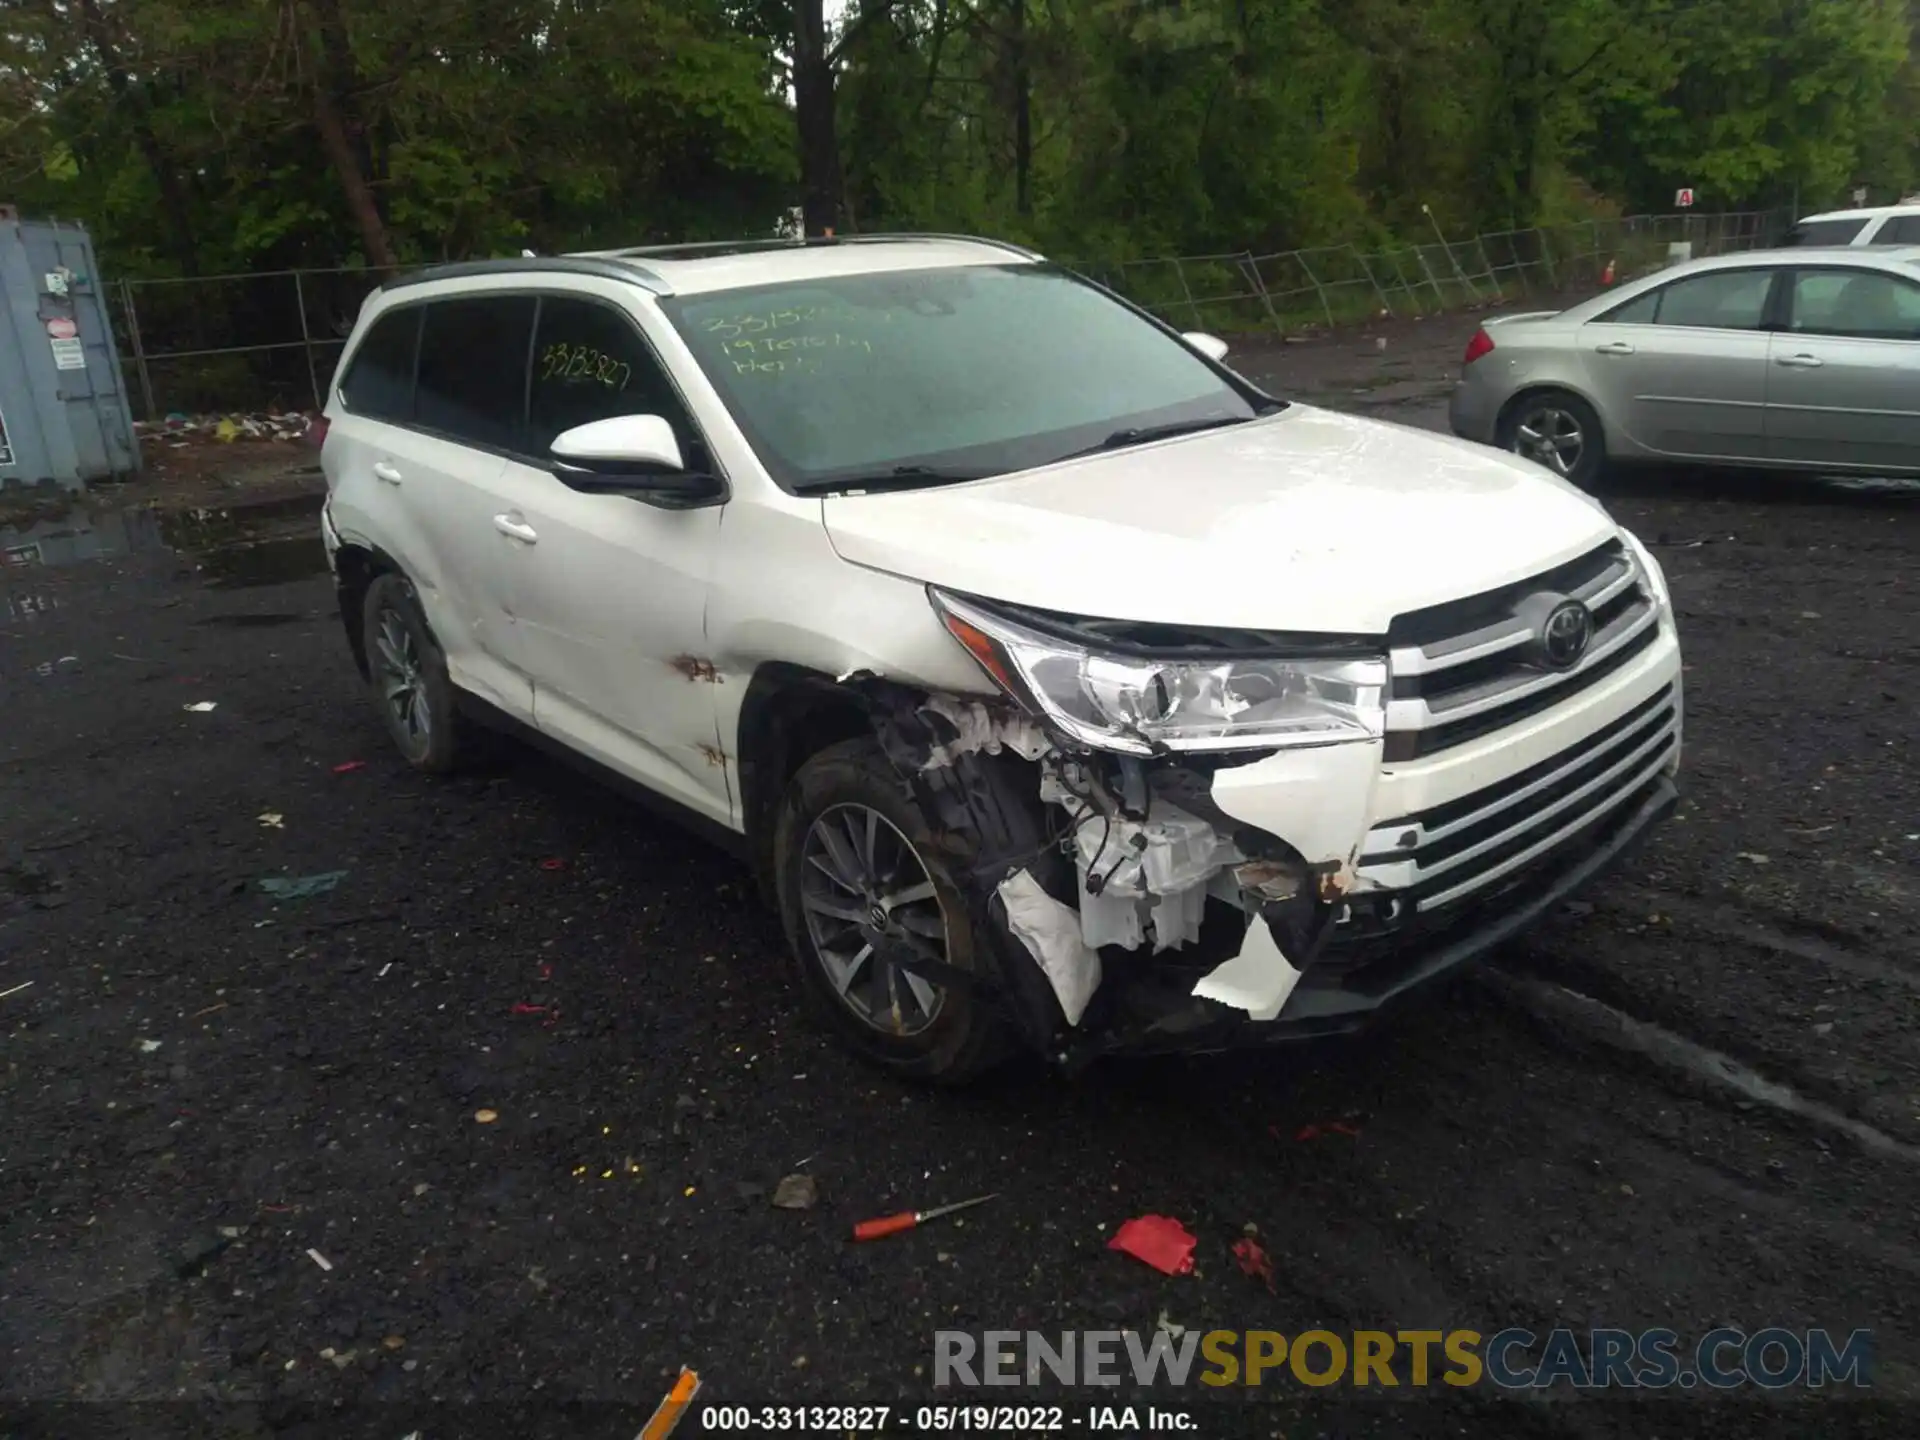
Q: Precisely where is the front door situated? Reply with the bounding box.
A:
[1765,267,1920,471]
[1579,265,1780,461]
[489,290,732,827]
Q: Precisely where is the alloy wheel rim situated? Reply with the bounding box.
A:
[1513,406,1585,476]
[372,605,432,757]
[798,803,948,1036]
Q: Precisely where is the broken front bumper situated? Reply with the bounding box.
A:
[1073,770,1677,1060]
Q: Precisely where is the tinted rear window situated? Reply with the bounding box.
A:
[1876,215,1920,245]
[338,308,420,421]
[415,296,537,450]
[1789,219,1869,246]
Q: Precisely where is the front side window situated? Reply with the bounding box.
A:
[661,264,1266,491]
[338,307,420,421]
[1788,219,1869,246]
[527,297,697,457]
[415,296,537,451]
[1787,270,1920,339]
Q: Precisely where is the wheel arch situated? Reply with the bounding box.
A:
[1494,380,1620,469]
[735,661,882,894]
[332,541,406,681]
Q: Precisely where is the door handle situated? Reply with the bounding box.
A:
[1593,341,1636,356]
[372,461,403,485]
[493,514,539,544]
[1775,353,1824,369]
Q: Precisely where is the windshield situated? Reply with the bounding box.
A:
[660,264,1270,492]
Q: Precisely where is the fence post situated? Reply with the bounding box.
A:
[1387,247,1428,316]
[1349,245,1396,318]
[1471,237,1499,298]
[1294,250,1337,327]
[1501,232,1530,295]
[120,278,158,424]
[1413,245,1449,307]
[1240,253,1285,338]
[293,270,323,412]
[1534,228,1558,290]
[1171,257,1205,330]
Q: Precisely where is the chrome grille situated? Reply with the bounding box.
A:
[1358,684,1679,912]
[1384,540,1660,761]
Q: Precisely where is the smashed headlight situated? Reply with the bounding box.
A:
[931,590,1387,756]
[1620,528,1671,613]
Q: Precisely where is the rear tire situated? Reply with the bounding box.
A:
[774,736,1014,1083]
[361,572,476,774]
[1499,389,1606,491]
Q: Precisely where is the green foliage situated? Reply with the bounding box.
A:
[0,0,1914,282]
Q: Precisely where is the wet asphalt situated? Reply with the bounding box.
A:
[1,313,1917,1438]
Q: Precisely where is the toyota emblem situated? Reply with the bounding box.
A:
[1539,599,1593,669]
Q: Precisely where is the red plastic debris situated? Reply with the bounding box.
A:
[1232,1236,1276,1292]
[1288,1120,1363,1142]
[539,858,568,872]
[332,760,367,774]
[538,964,553,981]
[1107,1215,1197,1276]
[510,1003,547,1016]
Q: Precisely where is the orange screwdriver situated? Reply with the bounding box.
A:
[852,1192,999,1242]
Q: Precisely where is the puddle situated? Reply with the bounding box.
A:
[0,493,328,590]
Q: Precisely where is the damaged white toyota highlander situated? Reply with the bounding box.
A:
[318,234,1682,1081]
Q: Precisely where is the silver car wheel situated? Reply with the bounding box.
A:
[372,605,432,759]
[1511,405,1586,477]
[798,803,948,1037]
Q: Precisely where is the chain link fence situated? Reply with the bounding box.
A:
[107,209,1787,419]
[1070,209,1787,339]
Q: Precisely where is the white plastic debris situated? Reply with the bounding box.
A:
[257,812,284,829]
[920,695,1050,769]
[997,869,1102,1026]
[183,701,218,713]
[1067,798,1238,952]
[306,1248,334,1271]
[1191,916,1303,1022]
[0,981,33,1000]
[136,1038,162,1053]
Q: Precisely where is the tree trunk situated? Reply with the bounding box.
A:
[793,0,841,235]
[311,84,399,269]
[303,0,399,268]
[74,0,200,276]
[1009,0,1031,215]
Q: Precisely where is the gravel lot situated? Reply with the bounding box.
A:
[2,303,1917,1438]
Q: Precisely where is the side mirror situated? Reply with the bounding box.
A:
[549,413,727,509]
[1182,331,1230,363]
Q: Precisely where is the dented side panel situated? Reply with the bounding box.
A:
[705,494,999,827]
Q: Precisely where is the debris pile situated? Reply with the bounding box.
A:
[136,412,317,445]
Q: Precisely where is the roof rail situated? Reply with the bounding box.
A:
[572,232,1044,263]
[379,255,671,295]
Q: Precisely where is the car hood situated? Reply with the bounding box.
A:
[821,404,1619,634]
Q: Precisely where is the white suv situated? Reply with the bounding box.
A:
[1789,205,1920,247]
[319,234,1682,1081]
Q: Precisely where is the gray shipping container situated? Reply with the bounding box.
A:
[0,206,141,491]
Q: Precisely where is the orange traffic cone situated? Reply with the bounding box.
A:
[1601,257,1617,286]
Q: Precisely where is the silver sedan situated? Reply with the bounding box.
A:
[1448,246,1920,488]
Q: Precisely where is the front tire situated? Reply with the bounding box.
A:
[773,737,1014,1083]
[1499,389,1606,490]
[361,572,474,774]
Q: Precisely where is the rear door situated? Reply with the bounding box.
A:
[1579,266,1781,460]
[324,294,537,718]
[1765,266,1920,471]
